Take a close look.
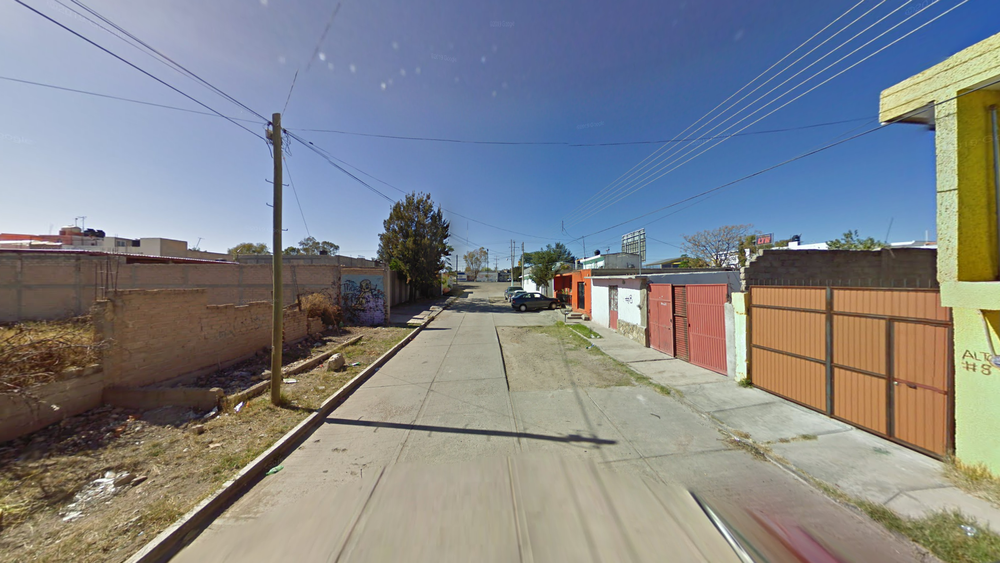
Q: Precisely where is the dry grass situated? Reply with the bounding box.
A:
[0,318,104,390]
[0,325,413,563]
[299,293,343,327]
[945,458,1000,509]
[855,501,1000,563]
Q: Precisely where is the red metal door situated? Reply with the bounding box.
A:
[673,286,689,361]
[687,284,728,375]
[649,284,674,355]
[609,285,618,330]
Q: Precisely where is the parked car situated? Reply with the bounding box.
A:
[512,292,561,312]
[504,286,524,301]
[509,290,529,302]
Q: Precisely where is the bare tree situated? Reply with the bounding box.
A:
[681,224,753,267]
[463,247,488,281]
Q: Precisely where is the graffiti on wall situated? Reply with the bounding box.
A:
[342,275,386,325]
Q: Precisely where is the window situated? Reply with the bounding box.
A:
[115,240,127,247]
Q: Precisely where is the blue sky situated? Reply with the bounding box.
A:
[1,0,997,265]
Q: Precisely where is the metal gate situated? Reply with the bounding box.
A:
[609,285,619,330]
[673,286,689,361]
[688,285,728,375]
[749,286,953,457]
[649,284,674,356]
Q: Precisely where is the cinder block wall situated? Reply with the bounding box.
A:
[0,253,378,321]
[94,288,311,388]
[741,248,938,290]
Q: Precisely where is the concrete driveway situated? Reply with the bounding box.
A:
[172,282,937,562]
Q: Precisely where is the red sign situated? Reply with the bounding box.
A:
[756,233,773,245]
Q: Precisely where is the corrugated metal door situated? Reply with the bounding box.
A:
[649,284,673,356]
[609,285,618,330]
[673,286,689,361]
[749,286,953,458]
[687,284,728,375]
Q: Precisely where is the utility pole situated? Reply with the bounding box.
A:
[520,242,525,285]
[269,113,283,406]
[510,240,514,287]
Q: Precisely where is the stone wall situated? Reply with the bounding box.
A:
[617,319,648,347]
[741,248,937,290]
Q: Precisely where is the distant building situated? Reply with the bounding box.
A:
[576,252,641,270]
[0,225,230,260]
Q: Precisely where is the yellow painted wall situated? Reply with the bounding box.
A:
[881,32,1000,472]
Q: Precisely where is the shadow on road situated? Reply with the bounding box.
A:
[324,417,617,445]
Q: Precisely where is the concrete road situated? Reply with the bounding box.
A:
[174,282,937,562]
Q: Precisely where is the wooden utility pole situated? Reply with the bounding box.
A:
[270,113,283,405]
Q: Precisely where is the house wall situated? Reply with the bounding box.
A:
[591,283,610,327]
[341,268,388,326]
[93,288,315,389]
[555,270,593,318]
[646,271,741,295]
[881,32,1000,472]
[741,248,937,290]
[0,253,386,322]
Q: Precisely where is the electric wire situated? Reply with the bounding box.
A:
[285,3,342,115]
[289,117,874,146]
[67,0,270,123]
[566,0,913,223]
[283,156,312,238]
[13,0,268,142]
[572,72,1000,242]
[569,0,965,228]
[0,75,265,123]
[561,0,869,226]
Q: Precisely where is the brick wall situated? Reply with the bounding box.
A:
[93,289,312,388]
[0,252,387,321]
[741,248,938,290]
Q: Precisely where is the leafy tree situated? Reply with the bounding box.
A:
[528,253,558,294]
[826,230,885,250]
[228,242,270,255]
[524,242,575,265]
[378,192,451,301]
[682,224,753,267]
[676,254,709,268]
[283,236,339,255]
[464,247,488,281]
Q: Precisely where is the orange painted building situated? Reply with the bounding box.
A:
[554,269,592,319]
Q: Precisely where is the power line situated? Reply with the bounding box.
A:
[561,0,870,226]
[289,117,873,146]
[67,0,270,123]
[574,73,1000,242]
[0,75,264,123]
[568,0,965,227]
[13,0,267,142]
[283,156,311,238]
[283,132,563,241]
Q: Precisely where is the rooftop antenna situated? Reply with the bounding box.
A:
[75,216,87,230]
[195,237,203,249]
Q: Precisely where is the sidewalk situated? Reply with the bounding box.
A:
[582,320,1000,533]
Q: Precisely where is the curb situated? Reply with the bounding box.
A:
[125,316,439,563]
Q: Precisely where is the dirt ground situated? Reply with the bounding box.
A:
[0,317,101,390]
[0,325,413,563]
[498,325,633,392]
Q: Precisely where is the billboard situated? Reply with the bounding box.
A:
[756,233,774,245]
[621,228,646,262]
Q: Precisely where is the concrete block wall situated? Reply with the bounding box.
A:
[93,289,311,388]
[0,252,384,321]
[741,248,937,290]
[0,367,104,443]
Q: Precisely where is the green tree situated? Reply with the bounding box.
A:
[283,236,339,255]
[676,254,709,268]
[526,246,562,294]
[524,242,575,265]
[737,233,795,267]
[378,192,451,301]
[228,242,270,255]
[464,247,488,281]
[826,230,885,250]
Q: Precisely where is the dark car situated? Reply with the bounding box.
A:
[511,292,560,312]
